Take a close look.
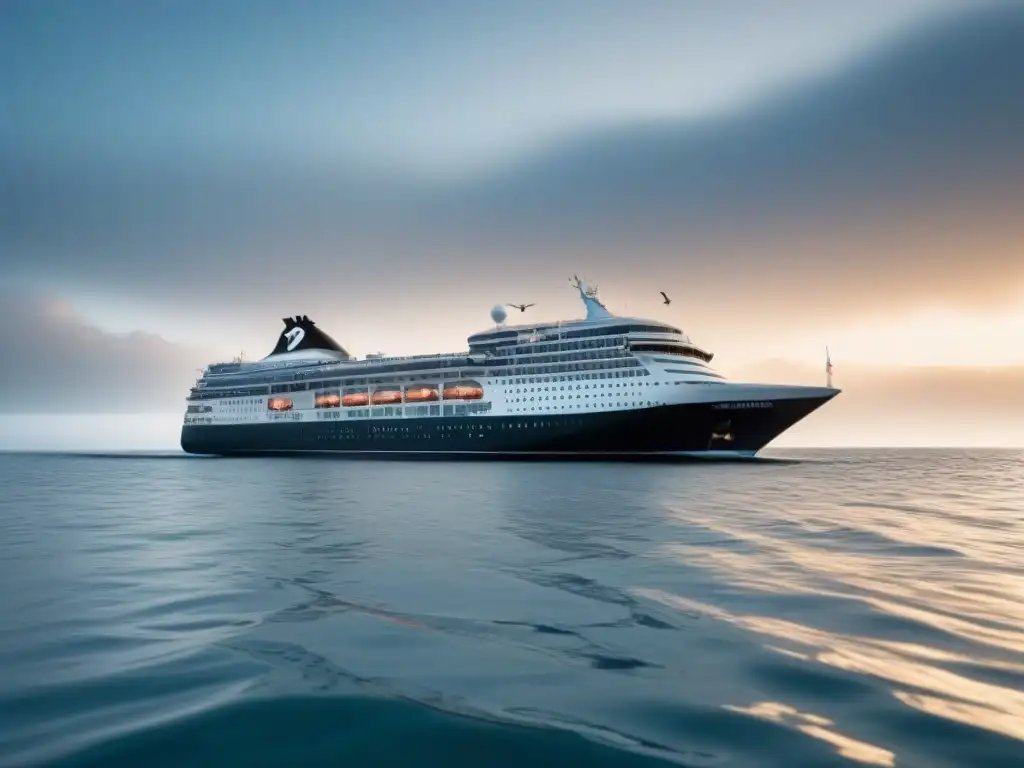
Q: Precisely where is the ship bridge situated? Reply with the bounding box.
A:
[468,278,713,364]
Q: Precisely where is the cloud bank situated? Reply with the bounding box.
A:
[3,2,1023,338]
[0,293,210,414]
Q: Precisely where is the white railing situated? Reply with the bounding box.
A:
[202,350,476,378]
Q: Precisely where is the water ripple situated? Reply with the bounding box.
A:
[0,449,1022,766]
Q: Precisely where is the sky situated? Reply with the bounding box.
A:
[1,0,1023,447]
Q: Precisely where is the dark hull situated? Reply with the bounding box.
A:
[181,395,834,459]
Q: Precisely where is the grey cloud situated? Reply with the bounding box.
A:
[441,4,1024,284]
[3,2,1024,326]
[0,293,211,413]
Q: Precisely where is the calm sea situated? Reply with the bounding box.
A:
[1,450,1022,767]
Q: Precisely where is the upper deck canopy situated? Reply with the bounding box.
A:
[469,278,690,346]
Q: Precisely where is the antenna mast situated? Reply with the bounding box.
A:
[569,274,613,320]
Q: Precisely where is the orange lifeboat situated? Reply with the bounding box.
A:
[442,382,484,400]
[341,392,369,407]
[267,397,293,412]
[315,392,341,408]
[371,389,403,405]
[404,385,439,403]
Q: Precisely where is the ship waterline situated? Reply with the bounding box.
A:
[181,281,839,459]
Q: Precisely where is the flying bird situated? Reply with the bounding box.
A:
[660,291,671,305]
[508,303,536,313]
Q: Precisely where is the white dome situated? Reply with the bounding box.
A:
[490,305,508,325]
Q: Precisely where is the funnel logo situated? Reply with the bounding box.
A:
[285,326,306,352]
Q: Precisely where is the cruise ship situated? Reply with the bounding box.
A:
[180,278,839,458]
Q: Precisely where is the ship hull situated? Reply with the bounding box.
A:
[180,393,834,459]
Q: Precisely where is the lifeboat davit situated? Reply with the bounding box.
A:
[268,397,294,412]
[442,382,484,400]
[371,389,403,405]
[404,386,439,403]
[315,392,341,408]
[341,392,369,407]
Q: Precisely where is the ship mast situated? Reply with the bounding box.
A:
[569,275,613,321]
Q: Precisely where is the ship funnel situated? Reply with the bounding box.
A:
[264,316,352,360]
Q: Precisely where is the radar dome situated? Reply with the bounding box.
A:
[490,305,508,325]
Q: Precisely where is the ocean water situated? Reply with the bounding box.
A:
[1,450,1022,767]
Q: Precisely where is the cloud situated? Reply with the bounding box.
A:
[729,358,1024,447]
[441,2,1024,309]
[2,2,1023,336]
[0,293,210,413]
[0,0,966,170]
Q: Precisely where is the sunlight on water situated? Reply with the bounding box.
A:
[724,702,895,767]
[632,450,1024,754]
[636,588,1024,749]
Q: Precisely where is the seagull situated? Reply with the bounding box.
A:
[660,291,672,305]
[508,303,536,313]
